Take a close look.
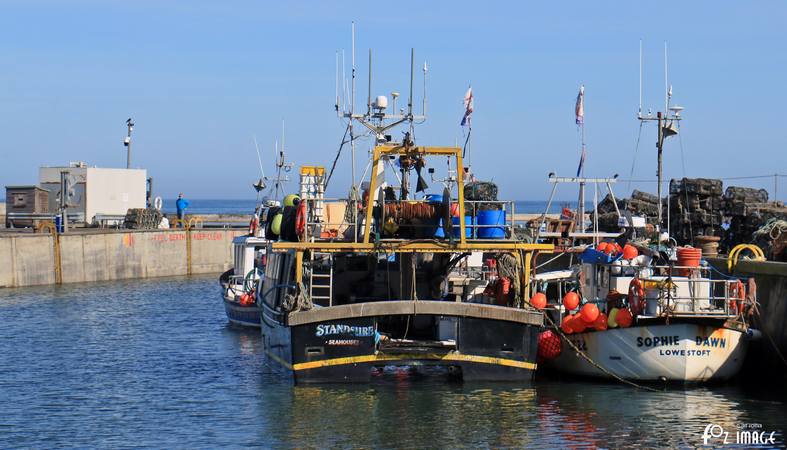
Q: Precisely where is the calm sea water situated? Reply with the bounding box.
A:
[1,276,785,449]
[161,199,590,216]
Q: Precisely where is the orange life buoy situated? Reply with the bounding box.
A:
[729,279,745,313]
[248,216,259,236]
[295,201,307,237]
[628,278,645,315]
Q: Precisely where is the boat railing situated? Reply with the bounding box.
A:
[301,197,524,241]
[595,263,747,317]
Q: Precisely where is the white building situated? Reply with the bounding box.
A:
[39,162,147,224]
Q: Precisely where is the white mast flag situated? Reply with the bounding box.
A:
[460,87,474,126]
[575,85,586,177]
[575,85,585,124]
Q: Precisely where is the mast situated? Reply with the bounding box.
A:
[637,41,682,233]
[656,111,664,228]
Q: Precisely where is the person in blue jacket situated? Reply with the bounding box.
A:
[176,193,190,227]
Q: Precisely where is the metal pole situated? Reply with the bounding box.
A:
[125,118,134,169]
[577,122,586,231]
[60,171,69,233]
[775,173,778,201]
[656,111,664,231]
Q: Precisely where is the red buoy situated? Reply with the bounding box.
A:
[530,292,547,310]
[537,330,562,359]
[580,303,600,324]
[597,242,609,253]
[569,314,587,333]
[622,244,639,260]
[616,308,633,328]
[593,312,608,331]
[560,315,574,334]
[563,291,580,311]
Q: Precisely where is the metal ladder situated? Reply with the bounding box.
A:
[309,252,333,306]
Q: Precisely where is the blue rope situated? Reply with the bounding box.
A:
[702,259,748,281]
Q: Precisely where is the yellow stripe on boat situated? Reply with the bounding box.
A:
[288,352,536,371]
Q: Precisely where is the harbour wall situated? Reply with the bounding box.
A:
[0,229,248,288]
[709,257,787,379]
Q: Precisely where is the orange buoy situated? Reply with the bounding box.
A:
[605,243,619,256]
[616,308,633,328]
[537,330,562,359]
[530,292,547,310]
[580,303,600,324]
[594,312,608,331]
[622,244,639,260]
[597,242,609,253]
[561,315,574,334]
[564,314,582,333]
[563,291,580,311]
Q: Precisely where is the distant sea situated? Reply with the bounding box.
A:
[162,199,593,215]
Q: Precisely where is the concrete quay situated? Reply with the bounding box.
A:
[0,228,247,288]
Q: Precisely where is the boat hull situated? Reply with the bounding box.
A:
[548,323,748,382]
[223,297,261,327]
[263,310,540,384]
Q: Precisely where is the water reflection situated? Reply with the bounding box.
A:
[0,276,784,449]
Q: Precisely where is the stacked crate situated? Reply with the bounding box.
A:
[123,207,163,229]
[723,186,787,251]
[668,178,724,244]
[593,190,661,232]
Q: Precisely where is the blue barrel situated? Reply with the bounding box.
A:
[54,214,64,233]
[452,216,472,238]
[476,210,506,239]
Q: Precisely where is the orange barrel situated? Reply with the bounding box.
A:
[676,246,702,276]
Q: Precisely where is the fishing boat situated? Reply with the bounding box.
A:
[219,233,268,327]
[538,244,757,382]
[218,143,293,327]
[533,49,758,382]
[256,41,553,383]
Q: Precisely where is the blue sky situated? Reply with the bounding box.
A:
[1,1,785,201]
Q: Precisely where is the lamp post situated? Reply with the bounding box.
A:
[124,118,134,168]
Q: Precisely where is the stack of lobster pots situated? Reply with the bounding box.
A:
[723,186,787,251]
[593,190,661,232]
[668,178,724,245]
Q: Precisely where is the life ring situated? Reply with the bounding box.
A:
[728,279,745,314]
[154,196,163,211]
[295,201,307,237]
[248,216,259,236]
[628,278,646,315]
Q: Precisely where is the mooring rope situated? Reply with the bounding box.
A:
[526,296,661,392]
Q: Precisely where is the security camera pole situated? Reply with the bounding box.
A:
[124,118,134,169]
